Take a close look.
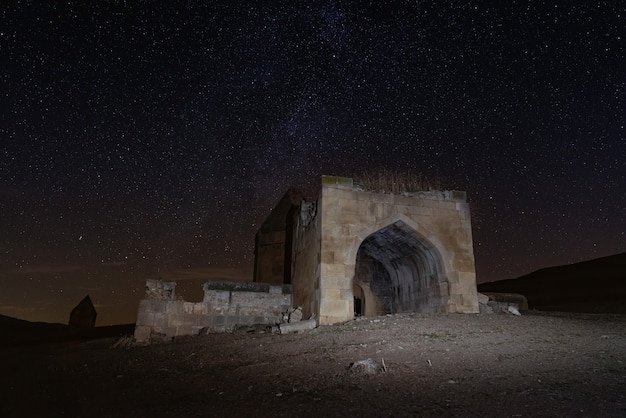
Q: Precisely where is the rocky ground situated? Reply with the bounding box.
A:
[2,311,625,417]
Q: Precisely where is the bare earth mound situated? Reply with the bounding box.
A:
[2,312,625,417]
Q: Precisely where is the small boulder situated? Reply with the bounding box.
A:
[507,305,521,316]
[349,358,381,375]
[477,292,490,305]
[278,319,316,334]
[289,306,303,322]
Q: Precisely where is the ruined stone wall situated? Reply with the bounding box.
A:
[254,230,287,283]
[316,176,478,325]
[290,199,321,321]
[253,189,303,284]
[134,280,291,343]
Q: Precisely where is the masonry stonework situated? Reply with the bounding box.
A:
[134,174,479,341]
[134,279,291,343]
[255,175,479,326]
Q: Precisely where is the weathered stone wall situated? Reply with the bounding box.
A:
[254,189,302,284]
[254,230,287,283]
[354,254,393,315]
[290,198,321,321]
[249,175,478,327]
[316,176,478,325]
[134,280,292,343]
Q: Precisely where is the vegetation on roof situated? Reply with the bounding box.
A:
[355,169,443,194]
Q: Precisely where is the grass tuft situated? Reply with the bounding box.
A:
[354,169,442,194]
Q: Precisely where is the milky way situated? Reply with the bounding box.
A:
[1,1,624,324]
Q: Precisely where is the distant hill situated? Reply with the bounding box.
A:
[0,315,71,347]
[478,252,626,313]
[0,314,135,348]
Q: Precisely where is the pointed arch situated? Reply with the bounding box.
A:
[350,214,450,315]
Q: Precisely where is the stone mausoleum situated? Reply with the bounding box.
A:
[255,175,479,325]
[134,175,479,341]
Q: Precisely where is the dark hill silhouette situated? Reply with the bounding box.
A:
[0,314,71,347]
[0,314,134,348]
[478,252,626,313]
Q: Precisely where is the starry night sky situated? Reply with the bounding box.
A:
[1,1,624,325]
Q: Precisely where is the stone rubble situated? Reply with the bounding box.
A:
[278,319,316,334]
[478,292,525,315]
[349,358,383,375]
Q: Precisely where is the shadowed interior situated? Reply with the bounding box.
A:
[354,221,449,315]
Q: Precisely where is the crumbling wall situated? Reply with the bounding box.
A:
[134,280,292,343]
[254,189,303,284]
[254,230,287,283]
[290,199,321,321]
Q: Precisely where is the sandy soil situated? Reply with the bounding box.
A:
[2,311,625,417]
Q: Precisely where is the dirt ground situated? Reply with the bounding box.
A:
[2,311,625,417]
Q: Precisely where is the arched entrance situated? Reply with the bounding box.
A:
[354,220,449,315]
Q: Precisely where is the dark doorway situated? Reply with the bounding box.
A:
[354,221,449,315]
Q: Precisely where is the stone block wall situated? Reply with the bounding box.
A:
[254,230,287,283]
[254,189,303,284]
[315,176,478,325]
[290,198,321,321]
[134,280,292,343]
[251,175,479,327]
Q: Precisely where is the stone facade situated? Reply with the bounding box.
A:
[134,174,479,340]
[134,279,292,343]
[254,175,479,326]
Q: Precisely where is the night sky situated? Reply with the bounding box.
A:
[1,1,624,325]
